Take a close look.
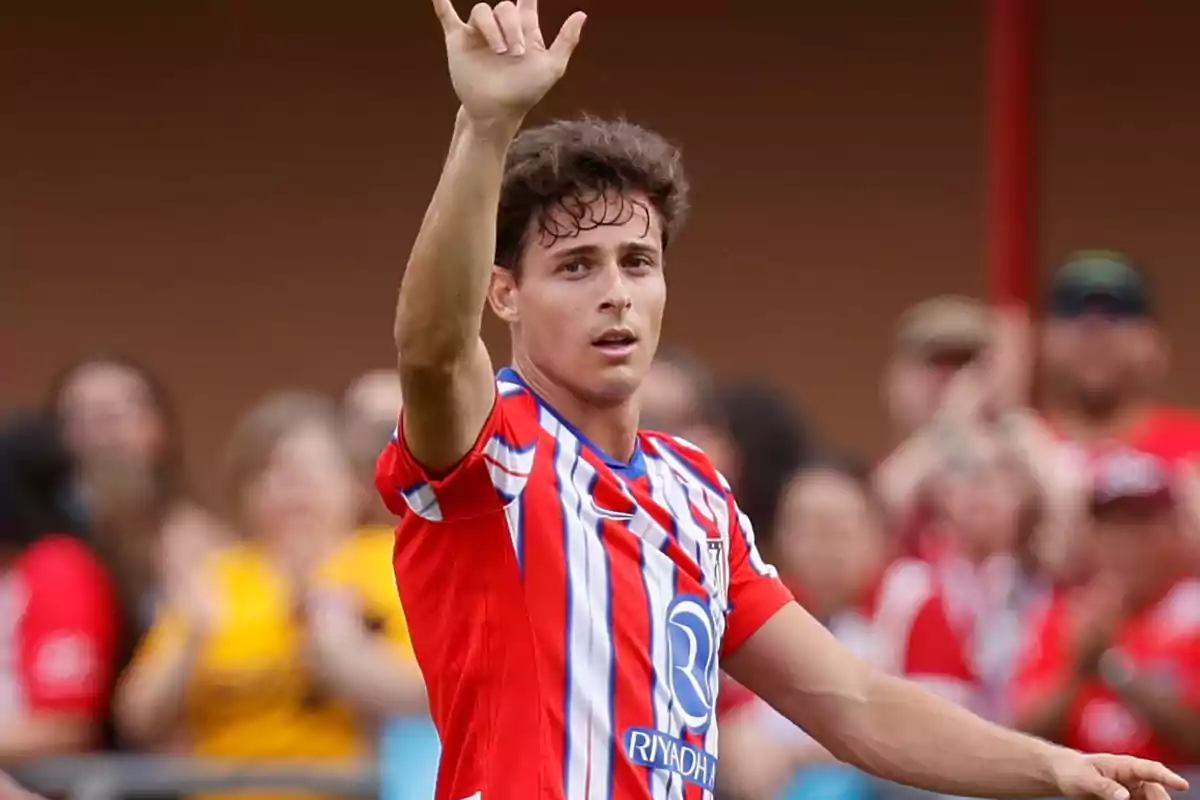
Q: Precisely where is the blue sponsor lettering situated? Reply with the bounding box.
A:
[623,727,717,792]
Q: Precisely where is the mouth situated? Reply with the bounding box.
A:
[591,328,639,357]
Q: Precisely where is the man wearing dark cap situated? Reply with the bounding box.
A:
[1042,251,1200,459]
[1012,448,1200,778]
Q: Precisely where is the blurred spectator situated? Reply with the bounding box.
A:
[720,456,976,800]
[1038,252,1200,571]
[342,369,403,528]
[684,380,813,545]
[0,414,120,761]
[882,296,989,440]
[1041,252,1200,450]
[114,392,423,799]
[925,425,1049,721]
[874,297,991,543]
[342,370,441,800]
[48,355,227,637]
[779,457,975,704]
[638,346,713,435]
[1012,449,1200,776]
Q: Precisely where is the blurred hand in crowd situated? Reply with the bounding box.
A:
[342,369,404,527]
[1069,576,1127,675]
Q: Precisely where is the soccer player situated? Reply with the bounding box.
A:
[374,1,1190,798]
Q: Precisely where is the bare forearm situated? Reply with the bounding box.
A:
[875,429,942,520]
[0,716,94,762]
[395,109,519,366]
[115,638,200,745]
[833,673,1063,798]
[315,641,428,718]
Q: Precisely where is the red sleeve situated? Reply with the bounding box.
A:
[374,380,540,523]
[1010,594,1068,718]
[16,538,119,716]
[721,502,793,657]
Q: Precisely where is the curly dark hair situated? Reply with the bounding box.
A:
[495,116,691,273]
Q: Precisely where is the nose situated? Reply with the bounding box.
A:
[597,261,633,314]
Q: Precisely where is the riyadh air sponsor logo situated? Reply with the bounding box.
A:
[623,727,717,792]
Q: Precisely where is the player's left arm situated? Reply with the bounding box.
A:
[0,547,119,761]
[720,506,1186,800]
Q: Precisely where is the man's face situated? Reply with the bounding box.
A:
[776,469,883,618]
[490,191,666,407]
[1042,314,1160,410]
[885,346,978,433]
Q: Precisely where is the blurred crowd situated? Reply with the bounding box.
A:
[4,250,1200,800]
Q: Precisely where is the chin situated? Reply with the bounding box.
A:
[583,368,642,407]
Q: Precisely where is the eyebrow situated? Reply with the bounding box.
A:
[552,241,661,258]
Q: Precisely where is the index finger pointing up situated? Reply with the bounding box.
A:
[432,0,463,31]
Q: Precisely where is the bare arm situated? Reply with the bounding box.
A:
[305,593,428,718]
[394,110,509,473]
[396,0,585,473]
[113,625,204,746]
[725,603,1069,798]
[0,715,95,762]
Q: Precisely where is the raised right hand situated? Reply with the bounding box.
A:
[432,0,587,126]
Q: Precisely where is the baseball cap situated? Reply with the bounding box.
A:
[1089,449,1176,516]
[894,295,990,361]
[1047,251,1153,319]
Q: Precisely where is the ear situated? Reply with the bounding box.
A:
[488,266,520,324]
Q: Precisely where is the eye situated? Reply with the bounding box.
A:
[558,260,589,276]
[623,253,658,272]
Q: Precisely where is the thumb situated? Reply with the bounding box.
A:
[549,11,587,63]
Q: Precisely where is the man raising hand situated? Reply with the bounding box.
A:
[377,3,1188,799]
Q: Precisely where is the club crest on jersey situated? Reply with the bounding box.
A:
[706,537,729,600]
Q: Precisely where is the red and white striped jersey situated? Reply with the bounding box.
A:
[375,367,793,800]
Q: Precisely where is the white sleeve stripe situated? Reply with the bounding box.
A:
[735,507,776,577]
[400,483,444,522]
[483,435,536,475]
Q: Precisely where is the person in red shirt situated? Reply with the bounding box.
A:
[379,2,1187,798]
[0,414,120,761]
[1012,448,1200,768]
[1042,251,1200,458]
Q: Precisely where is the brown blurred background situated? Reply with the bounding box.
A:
[6,0,1200,494]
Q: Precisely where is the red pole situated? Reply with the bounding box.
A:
[985,0,1036,308]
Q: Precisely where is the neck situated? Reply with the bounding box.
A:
[512,358,640,462]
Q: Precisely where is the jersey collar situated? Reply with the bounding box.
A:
[497,366,647,480]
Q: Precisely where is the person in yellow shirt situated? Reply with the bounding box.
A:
[114,391,425,799]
